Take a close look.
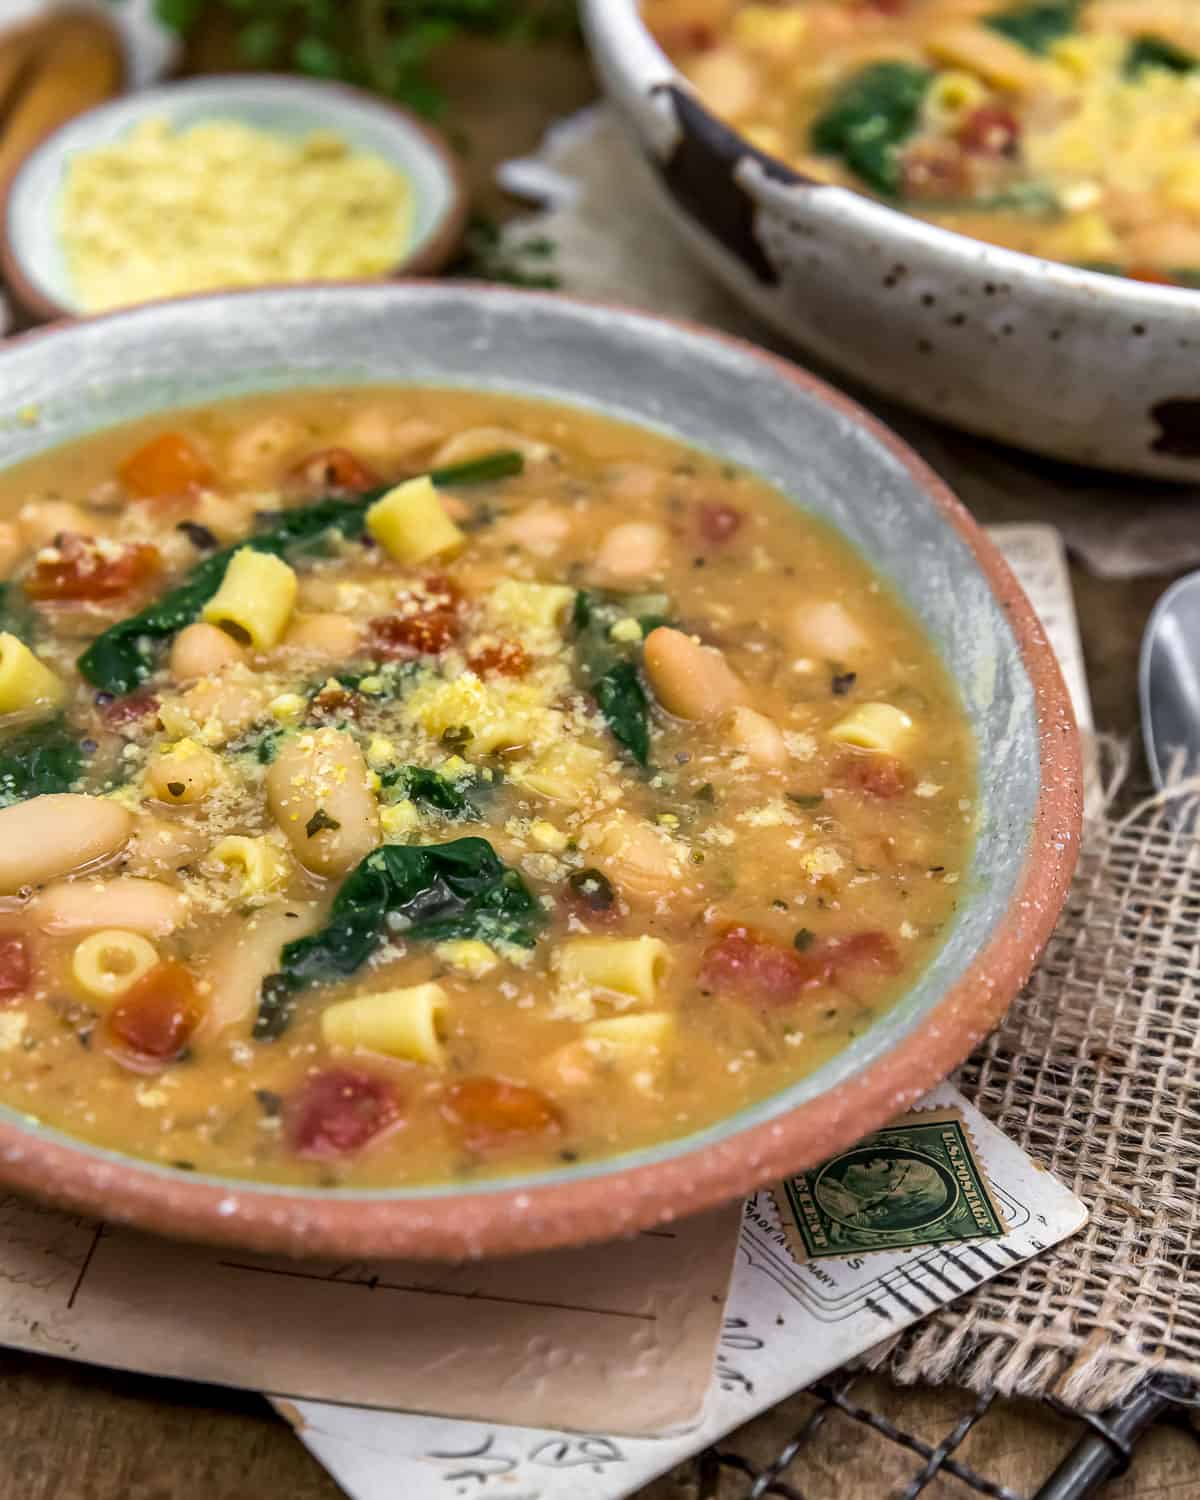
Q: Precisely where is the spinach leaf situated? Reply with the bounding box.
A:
[1125,35,1197,77]
[427,452,526,488]
[571,589,667,768]
[918,182,1061,217]
[0,719,85,807]
[77,451,524,695]
[810,62,933,196]
[254,837,541,1039]
[0,582,36,641]
[593,661,650,767]
[384,764,479,819]
[571,589,593,632]
[985,2,1076,55]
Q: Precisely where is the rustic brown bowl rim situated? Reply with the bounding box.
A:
[0,284,1082,1258]
[0,73,470,325]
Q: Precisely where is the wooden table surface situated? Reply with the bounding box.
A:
[2,30,1198,1500]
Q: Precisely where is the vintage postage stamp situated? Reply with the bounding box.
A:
[775,1108,1008,1261]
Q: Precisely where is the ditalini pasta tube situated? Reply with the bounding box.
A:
[366,475,464,564]
[557,935,670,1003]
[202,547,297,649]
[71,929,159,1006]
[321,982,449,1065]
[585,1011,674,1054]
[0,633,65,716]
[828,702,915,754]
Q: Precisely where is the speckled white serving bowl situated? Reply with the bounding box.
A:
[0,283,1079,1258]
[583,0,1200,480]
[1,74,467,323]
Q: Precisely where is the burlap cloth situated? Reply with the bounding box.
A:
[498,112,1200,1410]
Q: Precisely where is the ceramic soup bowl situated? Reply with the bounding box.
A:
[583,0,1200,481]
[0,284,1079,1257]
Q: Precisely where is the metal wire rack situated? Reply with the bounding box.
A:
[683,1375,1199,1500]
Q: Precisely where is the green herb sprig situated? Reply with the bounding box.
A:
[152,0,579,120]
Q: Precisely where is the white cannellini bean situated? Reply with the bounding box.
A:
[200,903,322,1036]
[642,626,748,722]
[0,795,133,895]
[432,427,553,468]
[178,670,267,745]
[607,464,664,502]
[723,706,788,769]
[169,622,247,682]
[280,612,364,660]
[18,500,99,550]
[123,815,210,877]
[786,600,870,662]
[496,501,571,556]
[224,414,306,484]
[188,491,260,542]
[585,813,684,899]
[33,877,188,936]
[591,521,668,584]
[338,408,442,465]
[266,728,381,877]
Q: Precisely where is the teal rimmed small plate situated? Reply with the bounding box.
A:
[1,74,468,324]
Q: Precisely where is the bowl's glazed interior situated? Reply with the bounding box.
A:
[0,285,1079,1256]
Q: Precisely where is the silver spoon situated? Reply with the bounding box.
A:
[1139,570,1200,791]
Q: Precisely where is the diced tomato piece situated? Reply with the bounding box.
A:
[957,106,1020,157]
[900,141,968,201]
[288,447,379,495]
[108,962,203,1066]
[839,753,910,799]
[0,936,30,1003]
[287,1067,403,1160]
[697,502,744,544]
[25,533,161,602]
[467,639,530,678]
[308,681,362,721]
[657,22,716,52]
[701,926,835,1004]
[441,1077,563,1153]
[100,689,160,731]
[1127,266,1175,286]
[825,931,900,976]
[369,611,458,659]
[701,925,899,1007]
[368,575,463,660]
[119,433,214,500]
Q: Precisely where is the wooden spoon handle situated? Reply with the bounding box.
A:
[0,10,124,187]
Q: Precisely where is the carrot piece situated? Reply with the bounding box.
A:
[108,961,203,1064]
[119,433,215,499]
[441,1077,562,1152]
[23,534,160,601]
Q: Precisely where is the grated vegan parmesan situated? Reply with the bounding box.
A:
[60,118,414,312]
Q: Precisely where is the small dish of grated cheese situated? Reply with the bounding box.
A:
[3,75,466,322]
[60,116,414,312]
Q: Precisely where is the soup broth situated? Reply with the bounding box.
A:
[0,389,974,1186]
[647,0,1200,286]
